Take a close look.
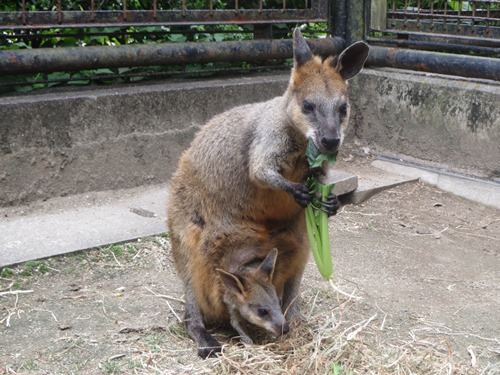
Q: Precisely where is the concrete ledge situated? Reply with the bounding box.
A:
[0,185,168,267]
[372,158,500,210]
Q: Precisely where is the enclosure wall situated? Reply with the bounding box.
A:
[1,69,499,207]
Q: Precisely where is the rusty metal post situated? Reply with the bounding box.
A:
[345,0,366,44]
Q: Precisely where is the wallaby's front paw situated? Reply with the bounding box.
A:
[320,192,341,217]
[291,183,312,208]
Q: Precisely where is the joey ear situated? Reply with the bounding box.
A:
[217,269,246,296]
[293,28,313,67]
[333,41,369,81]
[256,248,278,281]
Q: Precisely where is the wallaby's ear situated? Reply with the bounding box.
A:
[293,28,313,67]
[217,269,246,296]
[256,248,278,281]
[333,41,369,81]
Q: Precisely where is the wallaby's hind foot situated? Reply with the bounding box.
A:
[193,328,222,359]
[184,286,223,358]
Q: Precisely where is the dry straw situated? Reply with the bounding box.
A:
[153,281,497,375]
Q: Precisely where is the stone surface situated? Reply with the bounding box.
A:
[2,69,499,208]
[329,169,358,196]
[0,185,168,267]
[345,167,418,205]
[372,159,500,210]
[348,68,500,179]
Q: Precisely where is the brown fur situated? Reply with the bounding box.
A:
[167,29,369,358]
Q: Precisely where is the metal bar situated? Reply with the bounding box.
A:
[21,0,26,24]
[386,20,500,38]
[346,0,365,44]
[373,30,500,48]
[0,9,328,29]
[387,10,500,22]
[57,0,62,24]
[331,0,347,39]
[367,37,500,54]
[367,45,500,81]
[0,37,345,76]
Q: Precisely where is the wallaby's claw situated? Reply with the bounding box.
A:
[320,192,341,217]
[197,343,222,359]
[291,183,312,207]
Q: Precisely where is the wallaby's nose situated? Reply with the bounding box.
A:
[320,136,340,151]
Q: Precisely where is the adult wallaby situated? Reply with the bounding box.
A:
[168,28,369,358]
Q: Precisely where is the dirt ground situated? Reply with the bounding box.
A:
[1,155,499,374]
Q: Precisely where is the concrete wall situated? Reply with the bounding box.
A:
[1,68,499,207]
[348,69,500,179]
[0,75,289,206]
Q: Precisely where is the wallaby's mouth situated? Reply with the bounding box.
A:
[311,135,340,156]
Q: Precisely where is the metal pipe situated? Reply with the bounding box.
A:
[367,46,500,82]
[0,37,345,75]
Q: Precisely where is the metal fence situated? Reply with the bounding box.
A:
[369,0,500,55]
[0,0,499,86]
[0,0,337,84]
[0,0,328,29]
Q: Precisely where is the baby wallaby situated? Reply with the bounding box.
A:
[217,248,289,346]
[168,28,368,358]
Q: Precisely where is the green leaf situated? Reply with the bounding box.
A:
[47,72,70,81]
[305,139,337,168]
[169,34,188,43]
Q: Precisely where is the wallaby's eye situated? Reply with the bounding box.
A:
[339,103,348,118]
[302,100,315,114]
[257,308,269,317]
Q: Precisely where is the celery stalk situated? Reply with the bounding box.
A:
[305,140,336,280]
[306,204,323,271]
[319,183,333,279]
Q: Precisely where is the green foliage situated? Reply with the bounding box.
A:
[21,261,50,276]
[1,267,14,278]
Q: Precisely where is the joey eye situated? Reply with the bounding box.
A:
[302,100,315,114]
[257,308,269,317]
[339,103,348,117]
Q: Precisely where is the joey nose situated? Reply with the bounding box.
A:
[320,136,340,151]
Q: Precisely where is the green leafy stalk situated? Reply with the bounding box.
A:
[305,140,336,280]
